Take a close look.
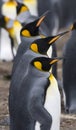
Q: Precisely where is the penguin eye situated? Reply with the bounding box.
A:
[30,43,38,53]
[21,29,31,37]
[34,61,42,70]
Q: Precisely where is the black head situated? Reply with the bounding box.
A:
[30,30,69,54]
[20,11,49,37]
[31,57,62,72]
[16,1,29,15]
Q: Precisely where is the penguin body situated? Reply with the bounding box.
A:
[9,61,51,130]
[44,73,60,130]
[9,56,60,130]
[0,14,16,60]
[63,23,76,113]
[0,14,21,58]
[0,28,14,61]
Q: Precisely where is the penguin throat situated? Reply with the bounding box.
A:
[20,6,29,13]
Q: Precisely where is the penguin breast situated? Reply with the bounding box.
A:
[44,74,61,130]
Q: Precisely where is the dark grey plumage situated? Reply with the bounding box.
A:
[63,23,76,113]
[9,54,52,130]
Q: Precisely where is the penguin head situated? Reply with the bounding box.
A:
[31,57,62,72]
[30,30,69,55]
[16,1,29,15]
[70,22,76,30]
[20,11,49,37]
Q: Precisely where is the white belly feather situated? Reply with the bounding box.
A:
[35,74,61,130]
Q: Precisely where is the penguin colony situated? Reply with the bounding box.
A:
[9,10,63,130]
[0,0,76,130]
[8,2,70,130]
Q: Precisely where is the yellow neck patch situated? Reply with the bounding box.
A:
[7,28,14,38]
[30,43,38,53]
[4,16,10,23]
[40,35,46,38]
[13,20,21,26]
[21,29,31,37]
[49,36,60,44]
[34,61,42,71]
[3,1,17,6]
[49,74,54,81]
[24,0,36,4]
[49,73,58,88]
[20,6,29,13]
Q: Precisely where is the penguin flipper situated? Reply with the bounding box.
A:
[29,103,52,130]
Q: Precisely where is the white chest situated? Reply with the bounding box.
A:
[47,46,52,58]
[2,1,17,20]
[35,75,61,130]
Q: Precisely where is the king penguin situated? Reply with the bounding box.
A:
[9,56,61,130]
[63,22,76,113]
[9,30,68,130]
[12,11,49,74]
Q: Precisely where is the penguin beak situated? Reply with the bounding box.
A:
[49,30,69,44]
[50,57,63,65]
[36,11,50,27]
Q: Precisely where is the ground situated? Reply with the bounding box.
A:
[0,32,76,130]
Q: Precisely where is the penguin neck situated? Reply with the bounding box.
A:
[49,73,58,88]
[21,35,41,41]
[29,65,50,78]
[17,11,31,23]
